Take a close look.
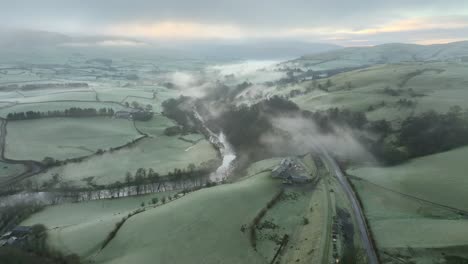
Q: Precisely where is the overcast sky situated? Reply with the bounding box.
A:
[1,0,467,46]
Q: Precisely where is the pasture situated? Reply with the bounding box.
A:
[21,191,175,258]
[5,117,141,161]
[30,116,218,187]
[92,173,280,264]
[348,146,468,211]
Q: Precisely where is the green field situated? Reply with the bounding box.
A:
[21,192,175,258]
[92,173,279,264]
[5,117,141,161]
[30,116,218,187]
[0,161,27,179]
[8,91,96,104]
[261,62,468,126]
[348,146,468,211]
[349,147,468,260]
[22,173,280,263]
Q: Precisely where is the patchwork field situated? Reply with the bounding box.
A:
[21,191,175,258]
[0,161,27,179]
[5,117,141,161]
[30,116,218,187]
[348,146,468,211]
[92,173,279,264]
[348,147,468,261]
[22,173,281,263]
[254,62,468,126]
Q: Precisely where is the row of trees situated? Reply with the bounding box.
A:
[6,107,115,120]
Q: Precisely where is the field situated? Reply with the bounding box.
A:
[21,191,175,258]
[0,161,26,179]
[348,147,468,261]
[236,62,468,127]
[296,63,468,114]
[22,173,281,263]
[348,146,468,211]
[29,116,218,187]
[5,117,141,161]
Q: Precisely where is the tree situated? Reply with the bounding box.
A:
[131,101,140,109]
[42,157,56,167]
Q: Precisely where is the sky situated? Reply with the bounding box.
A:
[1,0,467,46]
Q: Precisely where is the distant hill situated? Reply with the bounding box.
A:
[164,40,341,60]
[0,29,72,48]
[288,41,468,70]
[0,29,341,60]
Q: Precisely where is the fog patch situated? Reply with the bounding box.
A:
[164,71,215,98]
[207,60,285,83]
[261,115,374,162]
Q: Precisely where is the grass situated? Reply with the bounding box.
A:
[92,173,279,264]
[8,91,96,104]
[5,117,141,161]
[23,173,281,263]
[348,147,468,260]
[0,161,27,179]
[372,219,468,248]
[274,62,468,124]
[30,116,218,187]
[21,192,175,258]
[243,157,284,178]
[256,187,318,263]
[348,146,468,211]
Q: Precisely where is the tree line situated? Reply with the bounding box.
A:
[370,106,468,165]
[6,107,115,120]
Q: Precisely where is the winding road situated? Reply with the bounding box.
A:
[320,150,380,264]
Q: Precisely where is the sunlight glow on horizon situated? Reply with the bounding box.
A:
[104,17,468,46]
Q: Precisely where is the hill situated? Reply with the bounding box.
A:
[287,41,468,70]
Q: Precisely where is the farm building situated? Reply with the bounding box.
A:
[272,158,311,184]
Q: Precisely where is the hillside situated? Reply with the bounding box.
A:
[286,41,468,70]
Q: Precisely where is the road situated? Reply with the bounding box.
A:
[320,150,380,264]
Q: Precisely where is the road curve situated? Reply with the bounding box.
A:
[320,150,380,264]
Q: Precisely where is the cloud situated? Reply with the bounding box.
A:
[60,39,147,47]
[261,115,374,162]
[107,22,244,39]
[0,0,467,45]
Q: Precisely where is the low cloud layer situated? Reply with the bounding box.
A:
[0,0,467,45]
[261,115,374,162]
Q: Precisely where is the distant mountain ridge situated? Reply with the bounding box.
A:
[0,29,341,60]
[290,41,468,69]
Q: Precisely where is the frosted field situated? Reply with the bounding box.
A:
[21,191,175,258]
[8,90,96,103]
[261,62,468,124]
[5,117,141,161]
[0,161,27,180]
[30,116,218,187]
[348,146,468,211]
[92,173,279,264]
[349,147,468,254]
[22,173,279,263]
